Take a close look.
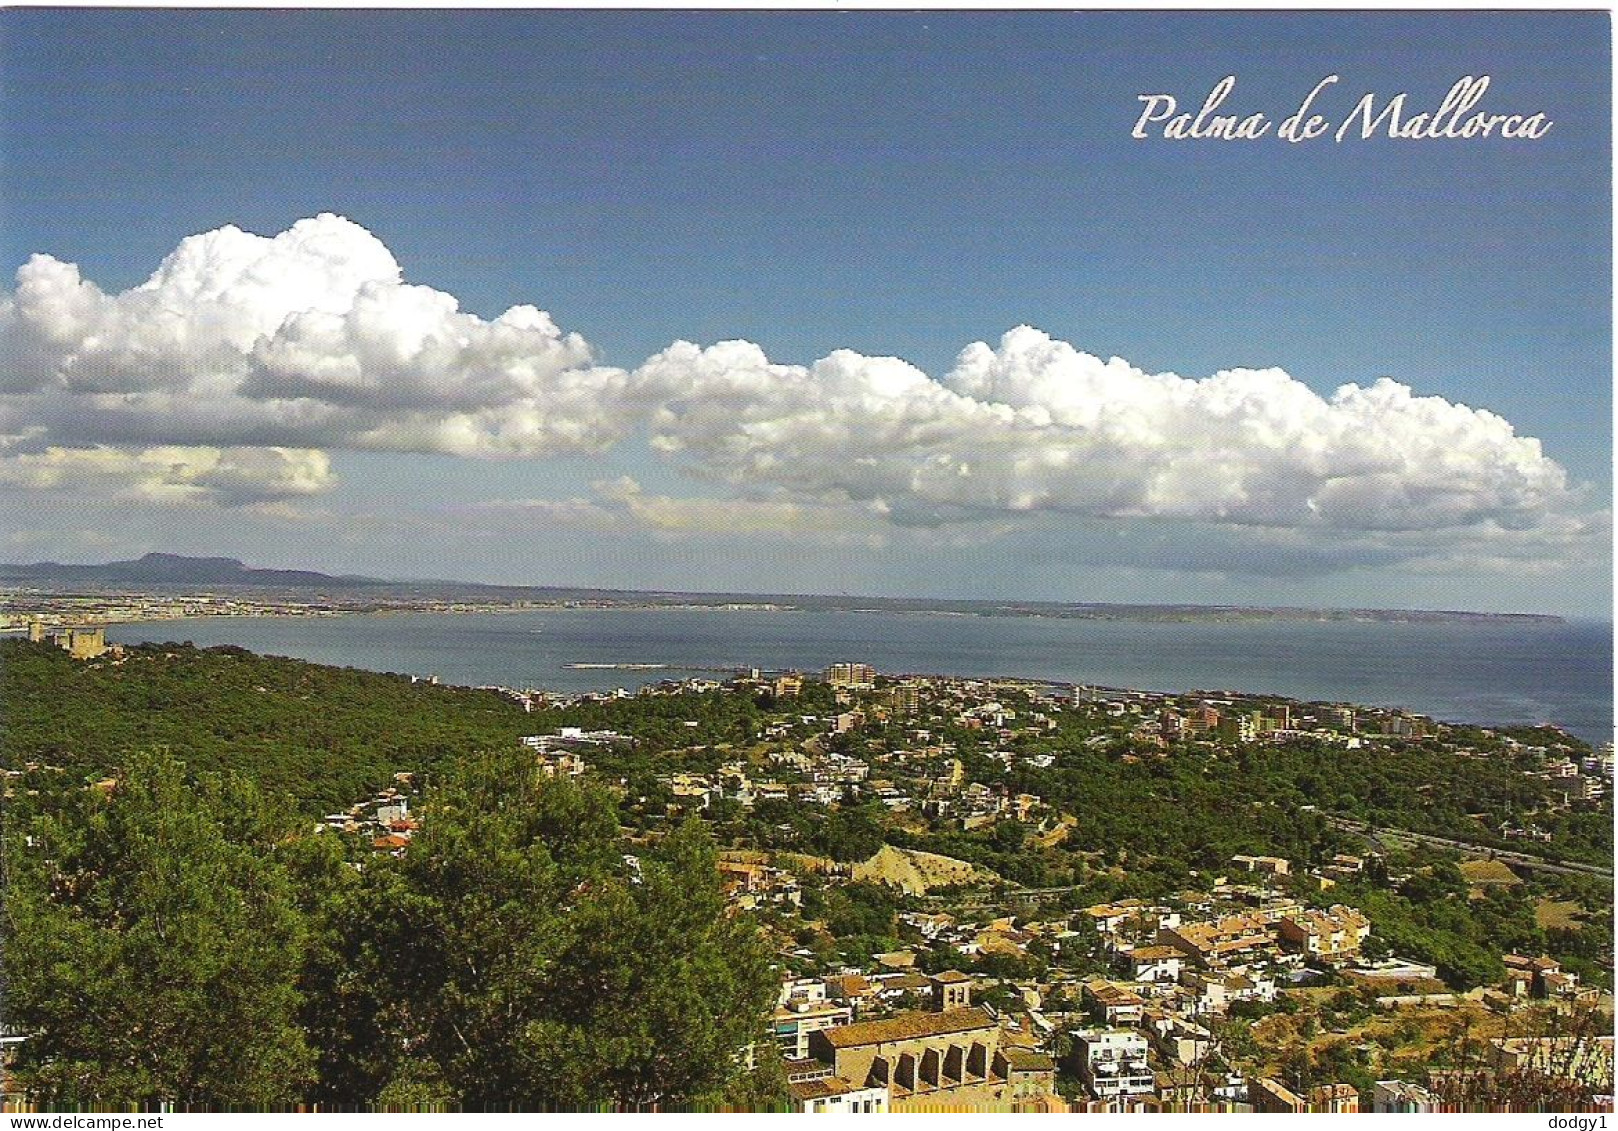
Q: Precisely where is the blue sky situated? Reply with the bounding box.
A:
[0,10,1610,614]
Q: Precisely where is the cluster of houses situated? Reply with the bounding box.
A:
[320,773,420,855]
[761,856,1388,1112]
[497,665,1614,863]
[1501,954,1585,1002]
[1043,875,1374,1108]
[1494,737,1613,839]
[637,734,1052,834]
[1461,735,1612,830]
[0,760,63,801]
[718,856,805,910]
[1533,748,1612,806]
[766,865,1611,1113]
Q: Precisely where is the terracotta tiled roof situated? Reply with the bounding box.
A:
[783,1057,828,1081]
[1252,1077,1305,1108]
[1309,1084,1360,1101]
[1087,981,1144,1006]
[820,1007,996,1049]
[788,1076,856,1101]
[1002,1048,1056,1072]
[874,972,932,993]
[826,974,872,998]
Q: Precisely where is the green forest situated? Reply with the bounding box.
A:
[2,640,534,811]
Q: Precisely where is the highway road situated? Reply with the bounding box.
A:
[1324,816,1611,881]
[911,817,1611,911]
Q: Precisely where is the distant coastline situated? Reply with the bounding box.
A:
[0,594,1572,634]
[0,553,1573,630]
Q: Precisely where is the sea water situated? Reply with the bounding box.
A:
[107,608,1613,745]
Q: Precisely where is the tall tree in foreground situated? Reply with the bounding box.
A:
[1,751,314,1109]
[338,749,777,1110]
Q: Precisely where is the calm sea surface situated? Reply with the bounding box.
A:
[105,609,1614,745]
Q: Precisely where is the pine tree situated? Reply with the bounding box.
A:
[334,749,775,1110]
[2,751,314,1109]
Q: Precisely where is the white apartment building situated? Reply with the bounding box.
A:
[1075,1029,1155,1100]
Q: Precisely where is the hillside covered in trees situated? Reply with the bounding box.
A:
[1,639,539,811]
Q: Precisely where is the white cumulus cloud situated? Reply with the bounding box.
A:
[0,442,333,507]
[1,213,630,457]
[632,325,1578,535]
[0,215,1592,560]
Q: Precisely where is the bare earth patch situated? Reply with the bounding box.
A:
[852,844,997,894]
[1535,898,1585,931]
[1459,858,1522,886]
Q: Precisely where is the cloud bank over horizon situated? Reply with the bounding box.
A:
[0,214,1602,576]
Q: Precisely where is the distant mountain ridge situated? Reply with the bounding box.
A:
[0,552,1565,623]
[0,552,383,588]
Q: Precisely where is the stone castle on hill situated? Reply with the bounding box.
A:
[27,619,110,659]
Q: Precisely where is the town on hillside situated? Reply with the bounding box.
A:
[306,661,1615,1113]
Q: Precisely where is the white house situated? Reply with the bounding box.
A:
[1075,1029,1155,1100]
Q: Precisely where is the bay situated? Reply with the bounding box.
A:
[105,608,1614,745]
